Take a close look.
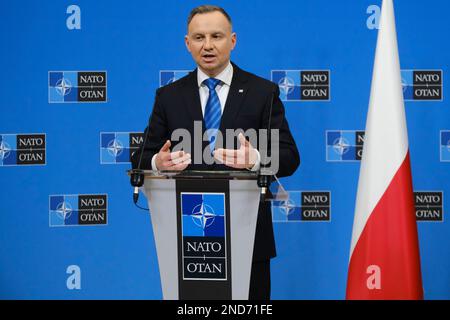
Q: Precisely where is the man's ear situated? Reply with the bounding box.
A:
[231,32,237,50]
[184,35,191,52]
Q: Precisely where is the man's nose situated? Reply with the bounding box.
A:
[204,37,213,49]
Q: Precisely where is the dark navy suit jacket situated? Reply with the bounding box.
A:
[132,62,300,261]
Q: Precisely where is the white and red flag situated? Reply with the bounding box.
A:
[346,0,423,299]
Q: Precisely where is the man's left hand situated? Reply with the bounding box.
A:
[213,133,258,169]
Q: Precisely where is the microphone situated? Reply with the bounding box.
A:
[130,126,151,207]
[257,88,275,202]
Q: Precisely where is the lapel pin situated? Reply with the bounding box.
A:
[239,89,244,93]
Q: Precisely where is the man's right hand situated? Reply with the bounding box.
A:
[155,140,191,171]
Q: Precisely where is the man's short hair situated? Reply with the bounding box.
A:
[187,5,232,27]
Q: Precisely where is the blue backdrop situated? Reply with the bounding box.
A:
[0,0,449,299]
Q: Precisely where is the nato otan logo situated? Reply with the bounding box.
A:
[326,130,365,162]
[0,134,46,166]
[402,70,443,101]
[271,70,330,101]
[160,70,190,87]
[100,132,143,164]
[181,193,226,280]
[414,191,444,222]
[440,131,450,162]
[48,71,107,103]
[272,191,331,222]
[49,194,107,227]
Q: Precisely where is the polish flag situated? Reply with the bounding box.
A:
[346,0,423,299]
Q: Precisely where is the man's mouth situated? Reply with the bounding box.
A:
[202,54,216,62]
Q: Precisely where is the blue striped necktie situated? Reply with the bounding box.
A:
[203,78,222,152]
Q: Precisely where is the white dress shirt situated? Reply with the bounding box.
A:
[197,61,233,115]
[152,62,260,170]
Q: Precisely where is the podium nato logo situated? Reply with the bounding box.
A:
[326,130,365,161]
[440,131,450,162]
[272,191,331,222]
[271,70,330,101]
[100,132,143,164]
[0,134,46,166]
[181,193,227,280]
[49,194,107,227]
[402,70,442,101]
[48,71,107,103]
[160,70,190,87]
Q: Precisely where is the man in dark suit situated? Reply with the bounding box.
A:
[132,5,300,300]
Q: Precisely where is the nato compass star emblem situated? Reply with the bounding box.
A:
[191,202,216,230]
[56,201,73,220]
[278,77,295,96]
[333,137,350,155]
[107,139,123,157]
[280,199,296,216]
[401,77,408,93]
[55,78,72,96]
[0,141,11,160]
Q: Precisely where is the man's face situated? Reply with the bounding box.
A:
[185,11,236,77]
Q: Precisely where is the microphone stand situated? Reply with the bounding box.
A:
[130,126,151,209]
[257,90,275,202]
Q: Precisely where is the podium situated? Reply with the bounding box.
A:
[136,170,267,300]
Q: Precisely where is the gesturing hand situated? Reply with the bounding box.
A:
[213,133,258,169]
[155,140,191,171]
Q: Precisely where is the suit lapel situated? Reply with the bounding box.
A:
[181,70,204,125]
[181,64,249,133]
[220,63,249,131]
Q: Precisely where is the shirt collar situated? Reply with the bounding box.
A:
[197,62,233,88]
